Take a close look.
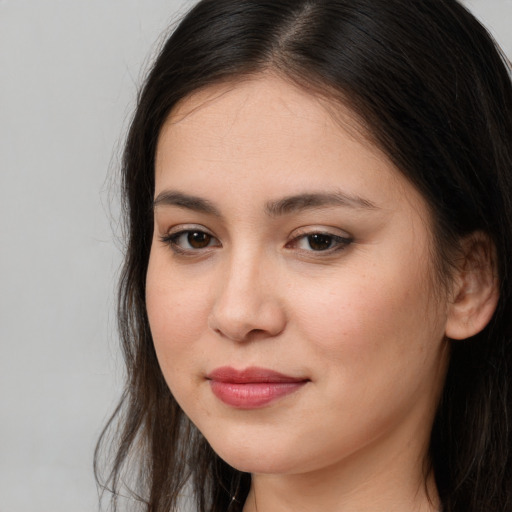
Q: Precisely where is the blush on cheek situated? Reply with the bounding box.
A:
[146,255,205,339]
[148,298,203,347]
[300,272,432,367]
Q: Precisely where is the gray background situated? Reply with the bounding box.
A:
[0,1,510,511]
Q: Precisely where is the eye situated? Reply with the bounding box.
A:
[160,228,221,253]
[301,233,337,251]
[287,231,353,253]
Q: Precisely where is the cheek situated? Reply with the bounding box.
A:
[289,263,447,451]
[292,258,442,372]
[145,255,211,372]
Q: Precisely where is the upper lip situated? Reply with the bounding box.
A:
[206,366,308,384]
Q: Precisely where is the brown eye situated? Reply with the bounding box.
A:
[287,231,353,254]
[187,231,212,248]
[307,233,334,251]
[162,228,220,253]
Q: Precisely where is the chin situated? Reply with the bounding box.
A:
[208,438,301,475]
[220,454,294,475]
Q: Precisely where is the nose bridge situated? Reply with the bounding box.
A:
[209,243,285,341]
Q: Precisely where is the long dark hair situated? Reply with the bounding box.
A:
[95,1,512,511]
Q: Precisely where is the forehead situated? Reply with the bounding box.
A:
[154,74,424,218]
[162,74,373,153]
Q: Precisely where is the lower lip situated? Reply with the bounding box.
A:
[209,381,307,409]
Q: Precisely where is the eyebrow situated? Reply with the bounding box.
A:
[153,190,221,216]
[265,192,378,216]
[153,190,378,217]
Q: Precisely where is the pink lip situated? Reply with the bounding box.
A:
[206,366,308,409]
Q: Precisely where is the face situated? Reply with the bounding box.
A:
[146,75,450,479]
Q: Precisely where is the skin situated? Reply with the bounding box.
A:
[146,75,452,512]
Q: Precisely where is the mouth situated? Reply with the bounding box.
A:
[206,366,309,409]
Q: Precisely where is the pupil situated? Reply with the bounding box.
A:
[308,234,332,251]
[188,231,210,248]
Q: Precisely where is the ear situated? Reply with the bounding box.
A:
[445,232,499,340]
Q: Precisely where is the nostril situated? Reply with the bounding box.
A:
[208,312,285,342]
[207,278,287,341]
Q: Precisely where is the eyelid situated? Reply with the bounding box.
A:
[158,224,353,256]
[164,223,216,237]
[286,226,354,254]
[159,224,221,254]
[289,225,352,239]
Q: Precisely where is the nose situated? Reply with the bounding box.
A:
[208,252,287,342]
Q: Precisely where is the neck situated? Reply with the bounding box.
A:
[242,432,440,512]
[244,470,439,512]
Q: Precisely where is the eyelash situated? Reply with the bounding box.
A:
[286,232,353,254]
[159,227,353,256]
[160,228,221,255]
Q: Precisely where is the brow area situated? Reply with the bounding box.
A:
[153,190,379,219]
[153,190,221,217]
[265,192,379,217]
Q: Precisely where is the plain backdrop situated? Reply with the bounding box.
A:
[0,1,510,511]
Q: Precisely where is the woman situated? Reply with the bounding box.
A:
[95,1,512,511]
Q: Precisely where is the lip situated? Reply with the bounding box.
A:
[206,366,309,409]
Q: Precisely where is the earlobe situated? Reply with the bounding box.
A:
[445,233,499,340]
